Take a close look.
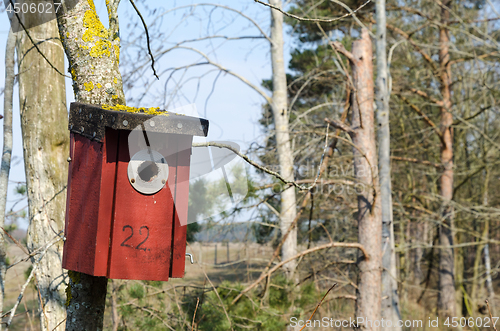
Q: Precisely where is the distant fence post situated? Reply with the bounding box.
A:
[214,243,217,265]
[199,243,202,264]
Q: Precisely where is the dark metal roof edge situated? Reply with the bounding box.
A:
[68,102,209,141]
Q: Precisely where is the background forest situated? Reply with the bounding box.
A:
[1,0,500,330]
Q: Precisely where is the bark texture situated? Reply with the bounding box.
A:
[56,0,124,106]
[350,29,382,331]
[0,29,16,329]
[437,0,456,319]
[269,0,298,278]
[16,15,69,331]
[54,1,126,330]
[375,0,401,329]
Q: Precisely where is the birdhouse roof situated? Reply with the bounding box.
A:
[68,102,209,142]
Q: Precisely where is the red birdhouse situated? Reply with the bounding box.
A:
[62,102,208,281]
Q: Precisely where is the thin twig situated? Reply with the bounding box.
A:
[193,134,329,192]
[130,303,175,331]
[191,297,200,331]
[250,104,350,301]
[254,0,372,23]
[1,227,28,255]
[299,284,337,331]
[486,300,498,331]
[391,156,441,168]
[324,118,355,135]
[187,242,234,331]
[5,235,62,329]
[231,242,367,305]
[8,0,69,78]
[7,231,64,270]
[51,318,66,331]
[129,0,159,79]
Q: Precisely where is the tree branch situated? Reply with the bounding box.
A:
[254,0,372,23]
[5,235,63,329]
[8,0,69,78]
[391,156,441,168]
[330,42,356,63]
[152,4,272,43]
[397,94,444,143]
[231,242,368,305]
[324,117,355,135]
[383,20,439,73]
[129,0,159,79]
[409,88,443,106]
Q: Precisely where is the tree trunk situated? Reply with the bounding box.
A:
[482,167,495,314]
[375,0,401,329]
[55,0,125,329]
[350,29,383,331]
[269,0,298,279]
[16,16,69,331]
[0,28,16,330]
[484,241,495,315]
[437,0,456,319]
[110,280,120,331]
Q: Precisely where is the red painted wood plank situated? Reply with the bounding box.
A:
[170,135,192,278]
[107,132,177,281]
[63,133,104,275]
[63,129,119,276]
[93,129,120,276]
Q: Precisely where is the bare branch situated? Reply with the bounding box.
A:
[231,242,368,305]
[391,156,441,168]
[129,0,159,79]
[8,0,69,78]
[191,298,200,331]
[331,42,356,63]
[397,94,444,142]
[383,20,439,73]
[409,88,443,106]
[153,4,272,43]
[485,300,498,331]
[324,117,355,135]
[5,235,63,329]
[254,0,372,23]
[299,284,338,331]
[193,129,330,192]
[158,46,272,104]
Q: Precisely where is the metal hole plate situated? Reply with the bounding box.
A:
[127,149,169,195]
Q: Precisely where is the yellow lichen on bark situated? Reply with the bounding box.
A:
[102,104,167,116]
[113,39,120,63]
[84,82,94,91]
[82,0,113,58]
[89,39,112,58]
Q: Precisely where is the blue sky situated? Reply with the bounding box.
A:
[0,0,293,229]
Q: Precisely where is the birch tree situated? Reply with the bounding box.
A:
[15,11,69,331]
[375,0,400,328]
[269,0,298,279]
[0,29,16,331]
